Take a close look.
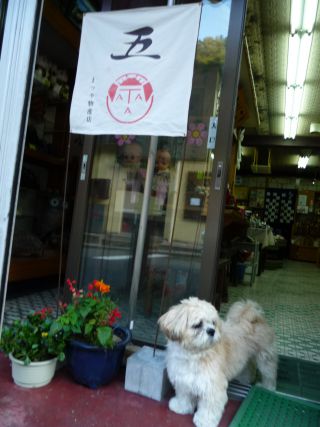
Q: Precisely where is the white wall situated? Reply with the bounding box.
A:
[0,0,43,333]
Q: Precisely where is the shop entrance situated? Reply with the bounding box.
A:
[65,1,236,345]
[1,0,246,348]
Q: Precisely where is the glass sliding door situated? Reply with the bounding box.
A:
[78,135,151,328]
[69,0,239,346]
[132,0,233,345]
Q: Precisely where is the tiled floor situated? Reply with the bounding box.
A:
[220,259,320,363]
[4,288,59,325]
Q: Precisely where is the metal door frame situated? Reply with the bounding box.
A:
[199,0,247,301]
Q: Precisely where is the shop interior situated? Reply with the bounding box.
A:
[2,0,320,401]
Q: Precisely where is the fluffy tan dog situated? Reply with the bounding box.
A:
[158,297,277,427]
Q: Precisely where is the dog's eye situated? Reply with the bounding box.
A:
[192,321,203,329]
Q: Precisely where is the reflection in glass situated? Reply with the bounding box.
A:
[77,1,232,346]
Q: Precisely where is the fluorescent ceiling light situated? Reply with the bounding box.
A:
[284,0,319,139]
[297,155,309,168]
[286,35,300,85]
[284,118,292,139]
[284,86,303,118]
[302,0,318,32]
[290,0,304,33]
[291,0,318,33]
[292,87,303,118]
[284,117,299,139]
[294,34,312,85]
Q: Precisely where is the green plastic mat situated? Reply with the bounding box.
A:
[229,386,320,427]
[277,355,320,403]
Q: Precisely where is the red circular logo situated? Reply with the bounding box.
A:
[106,73,154,124]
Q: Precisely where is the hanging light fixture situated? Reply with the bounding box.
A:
[284,0,319,139]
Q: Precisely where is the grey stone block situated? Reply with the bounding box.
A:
[124,345,171,401]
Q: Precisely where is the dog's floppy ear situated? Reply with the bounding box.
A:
[158,303,188,342]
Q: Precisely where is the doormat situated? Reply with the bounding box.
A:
[277,355,320,403]
[229,386,320,427]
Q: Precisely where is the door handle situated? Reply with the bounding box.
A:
[80,154,88,181]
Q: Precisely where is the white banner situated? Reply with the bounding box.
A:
[70,4,201,136]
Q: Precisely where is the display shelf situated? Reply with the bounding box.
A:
[24,148,65,166]
[289,245,318,263]
[43,0,80,50]
[8,251,63,282]
[8,0,79,284]
[290,200,320,262]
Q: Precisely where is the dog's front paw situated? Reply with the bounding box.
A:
[193,411,219,427]
[169,397,194,415]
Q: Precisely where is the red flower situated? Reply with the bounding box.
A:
[34,307,53,320]
[108,308,121,326]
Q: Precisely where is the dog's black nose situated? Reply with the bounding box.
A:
[206,328,215,337]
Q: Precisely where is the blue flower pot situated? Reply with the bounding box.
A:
[66,326,131,389]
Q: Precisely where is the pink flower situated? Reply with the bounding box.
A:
[59,301,67,311]
[66,278,76,294]
[115,135,135,146]
[187,122,207,146]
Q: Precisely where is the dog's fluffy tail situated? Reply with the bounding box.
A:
[226,300,278,391]
[226,300,265,324]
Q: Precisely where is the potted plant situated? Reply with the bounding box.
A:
[0,307,65,388]
[50,278,131,389]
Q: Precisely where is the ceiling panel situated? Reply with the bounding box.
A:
[239,0,320,177]
[244,0,320,139]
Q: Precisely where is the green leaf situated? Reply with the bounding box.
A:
[68,311,78,325]
[79,305,91,319]
[49,322,62,335]
[97,326,112,347]
[71,325,81,334]
[57,352,65,362]
[84,323,93,335]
